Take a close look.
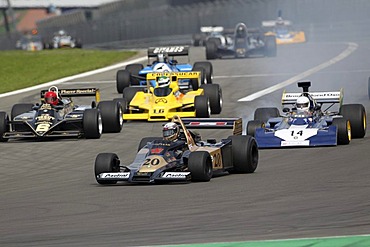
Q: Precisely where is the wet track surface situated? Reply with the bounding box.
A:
[1,37,370,246]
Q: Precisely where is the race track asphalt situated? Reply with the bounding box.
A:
[1,36,370,246]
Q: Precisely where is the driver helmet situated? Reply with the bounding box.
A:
[295,96,310,112]
[45,91,58,105]
[163,122,180,141]
[58,30,66,36]
[157,53,168,63]
[157,76,170,88]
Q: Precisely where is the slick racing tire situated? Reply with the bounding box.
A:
[0,112,9,142]
[332,118,351,145]
[122,87,144,104]
[188,151,213,182]
[205,40,218,60]
[264,35,277,57]
[195,96,211,118]
[246,120,264,137]
[83,109,103,139]
[339,104,366,138]
[95,153,120,185]
[11,103,34,131]
[113,98,128,122]
[192,33,202,46]
[126,63,144,85]
[116,70,131,93]
[228,135,258,173]
[193,61,213,84]
[138,137,163,151]
[11,103,34,120]
[98,101,123,133]
[200,84,222,114]
[254,107,280,123]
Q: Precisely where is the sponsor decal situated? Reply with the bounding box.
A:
[189,122,227,126]
[162,172,190,178]
[150,148,164,154]
[153,46,185,54]
[155,98,167,104]
[60,89,96,95]
[100,173,130,179]
[281,140,310,146]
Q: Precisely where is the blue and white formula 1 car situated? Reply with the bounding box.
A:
[116,46,213,93]
[247,81,367,148]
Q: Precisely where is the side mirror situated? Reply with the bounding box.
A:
[314,104,321,111]
[282,107,290,113]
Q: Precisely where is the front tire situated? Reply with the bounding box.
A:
[332,118,351,145]
[0,112,9,142]
[193,61,213,84]
[95,153,120,185]
[83,109,103,139]
[188,151,213,182]
[194,96,210,118]
[205,41,218,60]
[200,84,222,114]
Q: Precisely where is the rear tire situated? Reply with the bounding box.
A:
[246,120,264,137]
[194,96,210,118]
[205,41,218,60]
[188,151,212,182]
[254,107,280,123]
[200,84,222,114]
[339,104,366,138]
[95,153,120,185]
[83,109,102,139]
[332,118,351,145]
[98,101,123,133]
[228,135,258,173]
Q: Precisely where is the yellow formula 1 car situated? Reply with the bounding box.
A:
[262,18,306,45]
[117,72,222,121]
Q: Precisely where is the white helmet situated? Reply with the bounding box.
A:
[163,122,179,141]
[157,76,170,88]
[296,96,310,112]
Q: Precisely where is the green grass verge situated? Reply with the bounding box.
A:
[0,49,137,94]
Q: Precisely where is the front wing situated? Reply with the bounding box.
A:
[96,171,191,184]
[254,125,337,148]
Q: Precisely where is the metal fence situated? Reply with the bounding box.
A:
[1,0,370,50]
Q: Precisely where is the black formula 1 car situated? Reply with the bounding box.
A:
[205,22,277,59]
[0,87,123,141]
[94,115,258,184]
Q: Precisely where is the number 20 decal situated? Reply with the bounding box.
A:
[143,158,160,166]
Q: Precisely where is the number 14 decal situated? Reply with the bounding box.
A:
[291,130,304,136]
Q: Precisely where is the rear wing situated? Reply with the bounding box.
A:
[281,89,343,105]
[262,20,292,27]
[146,72,201,84]
[200,26,224,33]
[40,88,101,102]
[181,117,243,136]
[147,46,189,57]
